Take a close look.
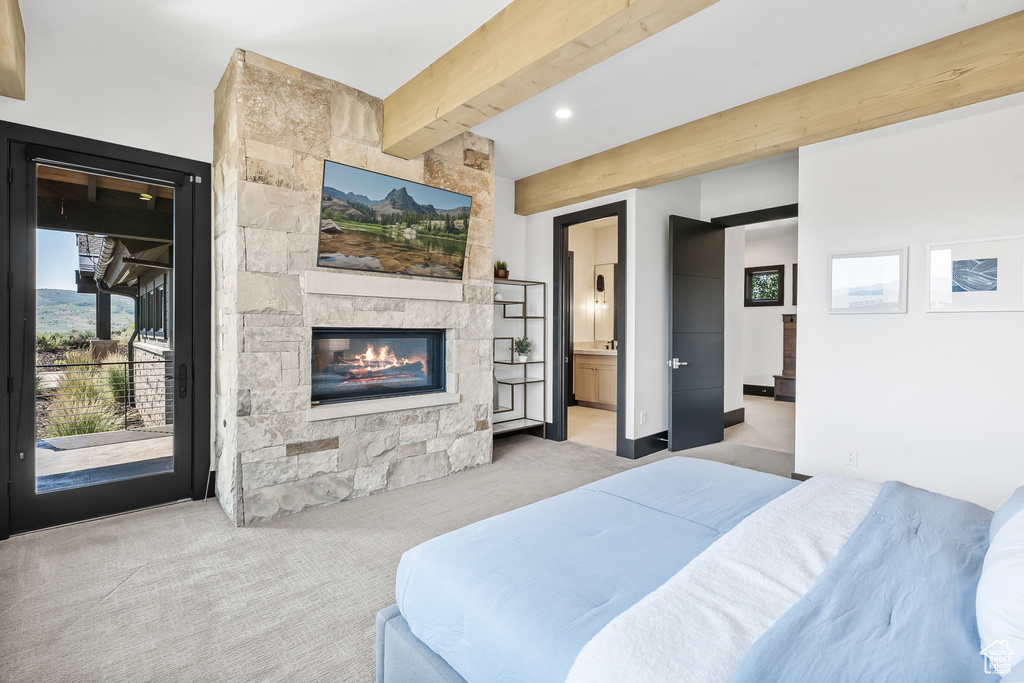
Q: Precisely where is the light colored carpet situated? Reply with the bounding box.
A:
[0,435,793,682]
[726,396,796,454]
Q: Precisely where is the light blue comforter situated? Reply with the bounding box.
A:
[396,457,797,683]
[731,480,998,682]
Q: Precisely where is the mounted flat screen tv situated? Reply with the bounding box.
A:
[317,160,473,280]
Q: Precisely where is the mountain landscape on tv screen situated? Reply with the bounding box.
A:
[318,177,473,280]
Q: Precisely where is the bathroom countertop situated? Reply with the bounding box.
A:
[574,348,617,356]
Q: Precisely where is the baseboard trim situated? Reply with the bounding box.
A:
[577,400,616,412]
[618,430,668,460]
[791,472,812,481]
[724,407,745,428]
[743,384,774,397]
[774,395,795,403]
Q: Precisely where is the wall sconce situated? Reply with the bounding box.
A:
[596,274,608,310]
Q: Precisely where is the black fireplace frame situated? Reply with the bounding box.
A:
[311,327,446,405]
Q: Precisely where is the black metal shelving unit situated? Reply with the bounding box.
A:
[492,279,546,436]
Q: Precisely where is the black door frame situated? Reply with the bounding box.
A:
[1,121,212,539]
[551,201,628,456]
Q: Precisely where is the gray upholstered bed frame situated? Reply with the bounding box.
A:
[375,604,468,683]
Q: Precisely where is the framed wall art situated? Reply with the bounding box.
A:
[828,247,908,314]
[926,235,1024,312]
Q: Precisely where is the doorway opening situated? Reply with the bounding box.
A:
[551,201,627,455]
[566,217,618,450]
[2,123,211,537]
[710,205,799,455]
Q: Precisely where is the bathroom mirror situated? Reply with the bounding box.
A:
[594,263,615,342]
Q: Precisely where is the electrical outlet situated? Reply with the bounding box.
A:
[843,447,858,467]
[640,411,647,425]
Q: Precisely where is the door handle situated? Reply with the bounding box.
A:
[667,358,688,369]
[177,364,188,398]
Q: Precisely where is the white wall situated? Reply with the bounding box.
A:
[493,175,527,278]
[723,227,745,410]
[797,92,1024,510]
[594,224,617,264]
[699,154,799,411]
[743,232,798,386]
[0,37,213,163]
[634,179,702,439]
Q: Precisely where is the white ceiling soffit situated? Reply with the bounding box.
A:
[473,0,1024,179]
[21,0,515,98]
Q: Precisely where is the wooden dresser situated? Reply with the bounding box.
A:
[773,314,796,402]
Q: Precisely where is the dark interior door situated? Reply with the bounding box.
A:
[668,215,724,451]
[7,142,196,532]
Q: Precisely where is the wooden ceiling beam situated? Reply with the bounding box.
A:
[0,0,25,100]
[382,0,719,160]
[515,10,1024,215]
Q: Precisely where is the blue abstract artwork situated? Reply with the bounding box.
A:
[952,258,998,292]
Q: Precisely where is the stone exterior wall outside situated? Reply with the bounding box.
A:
[213,50,495,525]
[131,344,173,428]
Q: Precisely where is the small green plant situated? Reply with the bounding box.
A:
[513,336,532,355]
[494,260,508,271]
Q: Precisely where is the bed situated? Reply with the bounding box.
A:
[375,456,1024,682]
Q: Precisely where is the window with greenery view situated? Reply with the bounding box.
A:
[744,265,785,306]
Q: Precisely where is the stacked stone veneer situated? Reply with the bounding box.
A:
[131,344,173,428]
[213,50,494,525]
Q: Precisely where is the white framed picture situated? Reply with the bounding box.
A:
[828,247,908,314]
[927,235,1024,312]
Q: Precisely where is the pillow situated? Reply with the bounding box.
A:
[978,508,1024,677]
[991,486,1024,543]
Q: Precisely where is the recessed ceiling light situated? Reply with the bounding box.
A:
[555,108,572,119]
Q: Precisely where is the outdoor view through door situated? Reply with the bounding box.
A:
[4,134,204,535]
[34,166,175,493]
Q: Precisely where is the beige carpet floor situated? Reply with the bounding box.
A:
[726,396,796,454]
[0,435,793,683]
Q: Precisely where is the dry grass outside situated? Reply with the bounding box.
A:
[39,350,119,438]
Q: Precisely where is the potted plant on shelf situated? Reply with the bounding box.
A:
[494,260,509,279]
[513,336,532,363]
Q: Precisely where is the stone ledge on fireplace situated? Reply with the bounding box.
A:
[307,391,461,421]
[304,270,463,301]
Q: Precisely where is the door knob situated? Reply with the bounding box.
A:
[667,358,688,369]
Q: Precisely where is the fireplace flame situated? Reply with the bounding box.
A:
[340,343,428,382]
[361,344,411,368]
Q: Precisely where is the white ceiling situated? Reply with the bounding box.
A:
[21,0,515,97]
[22,0,1024,180]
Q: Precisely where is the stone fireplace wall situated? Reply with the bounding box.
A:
[213,50,494,525]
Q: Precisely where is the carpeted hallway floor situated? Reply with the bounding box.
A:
[0,435,793,682]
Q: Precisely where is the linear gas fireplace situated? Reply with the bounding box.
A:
[311,328,446,405]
